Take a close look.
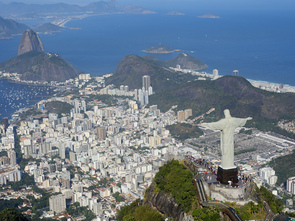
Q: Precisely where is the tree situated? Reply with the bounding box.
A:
[0,208,29,221]
[192,207,220,221]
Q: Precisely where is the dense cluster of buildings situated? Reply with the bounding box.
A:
[2,72,295,219]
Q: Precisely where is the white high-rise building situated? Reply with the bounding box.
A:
[134,89,138,100]
[142,75,150,90]
[148,86,153,95]
[138,89,144,106]
[287,177,295,194]
[259,167,277,185]
[49,194,66,214]
[144,89,149,105]
[213,69,219,77]
[8,150,16,165]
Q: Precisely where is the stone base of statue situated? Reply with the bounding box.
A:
[217,166,238,184]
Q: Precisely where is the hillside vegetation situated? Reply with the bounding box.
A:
[149,76,295,137]
[269,150,295,185]
[0,51,80,82]
[106,54,204,91]
[166,123,203,141]
[154,160,196,213]
[45,101,73,116]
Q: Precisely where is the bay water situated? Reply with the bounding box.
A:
[0,9,295,119]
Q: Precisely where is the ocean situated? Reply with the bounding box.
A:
[0,79,55,120]
[0,9,295,118]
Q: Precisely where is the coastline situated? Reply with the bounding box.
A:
[0,78,58,121]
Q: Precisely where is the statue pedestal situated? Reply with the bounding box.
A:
[217,166,238,184]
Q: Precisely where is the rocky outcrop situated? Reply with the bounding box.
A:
[144,182,193,221]
[18,29,44,56]
[164,53,208,70]
[0,29,80,82]
[184,159,199,174]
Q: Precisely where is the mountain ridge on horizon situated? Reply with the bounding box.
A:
[0,0,155,18]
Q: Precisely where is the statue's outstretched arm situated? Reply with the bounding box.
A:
[201,119,227,130]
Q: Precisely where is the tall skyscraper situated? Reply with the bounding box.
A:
[144,89,149,105]
[3,118,8,132]
[97,127,106,140]
[142,75,150,90]
[8,150,16,166]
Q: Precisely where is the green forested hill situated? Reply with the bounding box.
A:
[149,75,295,137]
[0,51,80,82]
[269,151,295,185]
[106,54,196,91]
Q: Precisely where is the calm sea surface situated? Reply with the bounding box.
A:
[0,79,55,120]
[0,9,295,118]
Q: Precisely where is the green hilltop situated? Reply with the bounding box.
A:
[106,53,207,91]
[143,45,175,53]
[149,75,295,137]
[34,23,64,34]
[0,51,80,82]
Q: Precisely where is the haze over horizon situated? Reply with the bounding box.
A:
[1,0,295,12]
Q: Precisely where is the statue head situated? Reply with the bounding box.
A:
[224,109,231,118]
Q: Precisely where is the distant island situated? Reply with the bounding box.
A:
[167,11,185,15]
[143,45,180,54]
[34,23,64,34]
[198,14,220,18]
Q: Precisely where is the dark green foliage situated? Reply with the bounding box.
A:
[154,160,196,212]
[269,150,295,185]
[234,148,256,155]
[0,151,7,157]
[192,207,220,221]
[8,173,34,191]
[66,202,96,221]
[83,94,120,106]
[116,199,164,221]
[166,123,203,141]
[256,186,283,213]
[0,208,29,221]
[112,192,125,202]
[239,128,252,135]
[0,198,24,212]
[0,51,80,82]
[106,54,197,91]
[163,53,207,70]
[133,205,164,221]
[116,199,140,221]
[235,201,263,220]
[45,101,73,115]
[29,187,51,211]
[19,108,42,121]
[149,75,295,138]
[143,45,174,53]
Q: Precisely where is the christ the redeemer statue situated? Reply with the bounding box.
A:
[202,109,252,169]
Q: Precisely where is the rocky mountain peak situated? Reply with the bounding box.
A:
[18,29,44,56]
